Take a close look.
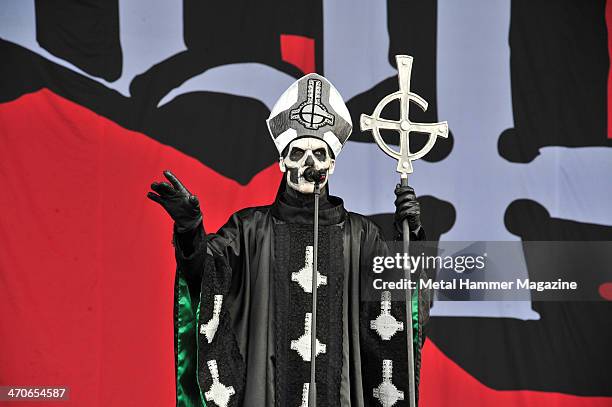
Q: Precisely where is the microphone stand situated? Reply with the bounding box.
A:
[308,177,322,407]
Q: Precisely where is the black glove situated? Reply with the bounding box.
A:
[394,184,422,233]
[147,170,203,233]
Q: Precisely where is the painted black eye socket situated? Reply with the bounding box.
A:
[289,147,305,161]
[313,148,327,160]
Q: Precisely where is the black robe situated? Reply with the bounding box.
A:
[172,187,429,407]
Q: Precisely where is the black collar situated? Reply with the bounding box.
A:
[271,185,346,226]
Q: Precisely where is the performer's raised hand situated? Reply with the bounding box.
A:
[147,170,203,233]
[394,184,422,233]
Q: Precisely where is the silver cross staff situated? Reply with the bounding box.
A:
[360,55,448,175]
[360,55,449,407]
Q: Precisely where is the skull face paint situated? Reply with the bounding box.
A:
[279,137,335,194]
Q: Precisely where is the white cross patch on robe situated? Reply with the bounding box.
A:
[204,359,235,407]
[291,246,327,293]
[370,291,404,341]
[373,359,404,407]
[200,295,223,343]
[290,313,326,361]
[299,383,309,407]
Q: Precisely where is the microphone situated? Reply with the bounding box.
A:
[303,167,327,184]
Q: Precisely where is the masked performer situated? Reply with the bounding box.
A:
[147,74,429,407]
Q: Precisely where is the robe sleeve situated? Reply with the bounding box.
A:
[394,224,431,405]
[359,218,429,406]
[172,222,207,407]
[370,223,429,347]
[389,222,431,395]
[172,215,246,407]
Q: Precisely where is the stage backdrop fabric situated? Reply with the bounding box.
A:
[1,1,611,406]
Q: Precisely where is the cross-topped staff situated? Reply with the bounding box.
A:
[360,55,448,407]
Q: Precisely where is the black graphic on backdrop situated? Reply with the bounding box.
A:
[368,195,455,242]
[34,0,122,82]
[499,0,611,163]
[130,0,321,108]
